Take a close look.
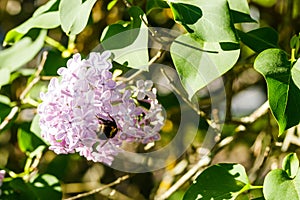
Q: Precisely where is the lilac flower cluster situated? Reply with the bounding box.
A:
[38,52,164,165]
[0,170,5,196]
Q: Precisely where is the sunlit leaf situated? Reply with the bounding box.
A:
[254,48,300,134]
[183,163,250,200]
[30,114,47,144]
[59,0,97,35]
[28,174,62,199]
[0,68,10,89]
[33,0,59,17]
[292,59,300,90]
[4,12,59,44]
[170,2,202,32]
[59,0,81,34]
[0,95,11,105]
[0,30,47,72]
[107,0,118,10]
[170,0,237,43]
[282,153,299,179]
[6,175,62,199]
[263,169,300,200]
[227,0,251,14]
[228,0,256,24]
[170,34,239,99]
[100,6,148,70]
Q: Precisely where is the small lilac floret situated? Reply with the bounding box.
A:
[0,170,5,196]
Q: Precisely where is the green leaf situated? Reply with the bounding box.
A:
[183,163,250,200]
[230,10,257,23]
[228,0,256,23]
[282,153,299,179]
[101,6,144,45]
[146,0,169,14]
[45,154,70,179]
[0,68,10,89]
[254,49,300,134]
[263,169,300,200]
[0,30,47,73]
[33,0,59,17]
[59,0,97,35]
[237,27,279,53]
[9,178,35,200]
[7,174,62,199]
[170,2,202,29]
[18,122,45,153]
[292,59,300,90]
[4,12,59,44]
[30,114,47,144]
[100,7,148,70]
[107,0,118,10]
[170,34,239,99]
[69,0,97,35]
[0,104,12,128]
[252,0,277,8]
[42,49,69,76]
[28,174,62,199]
[0,95,11,105]
[59,0,81,34]
[227,0,251,14]
[171,0,237,43]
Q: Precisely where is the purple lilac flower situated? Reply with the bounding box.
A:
[0,170,5,196]
[38,52,164,165]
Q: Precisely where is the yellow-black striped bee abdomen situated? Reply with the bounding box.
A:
[96,115,118,140]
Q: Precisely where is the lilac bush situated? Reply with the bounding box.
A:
[38,52,164,165]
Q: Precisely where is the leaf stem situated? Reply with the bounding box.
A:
[45,36,66,52]
[249,185,263,190]
[291,48,296,63]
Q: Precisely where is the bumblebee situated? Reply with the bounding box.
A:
[96,115,118,141]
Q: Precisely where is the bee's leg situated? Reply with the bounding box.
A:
[100,139,110,147]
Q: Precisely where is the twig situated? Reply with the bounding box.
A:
[224,70,234,122]
[64,175,130,200]
[154,156,211,200]
[281,125,300,151]
[0,106,19,131]
[155,134,234,200]
[122,0,132,8]
[156,160,188,197]
[232,101,269,124]
[19,51,48,101]
[160,68,221,134]
[40,76,56,81]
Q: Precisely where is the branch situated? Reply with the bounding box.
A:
[154,133,235,200]
[231,101,269,124]
[0,106,19,131]
[64,175,130,200]
[160,68,221,134]
[19,51,48,101]
[154,156,210,200]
